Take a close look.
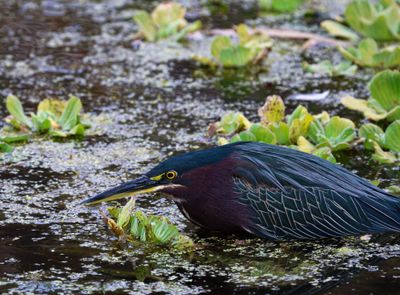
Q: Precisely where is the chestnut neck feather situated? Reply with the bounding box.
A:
[160,154,250,233]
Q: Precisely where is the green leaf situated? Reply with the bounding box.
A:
[209,25,271,67]
[259,0,303,12]
[151,217,179,244]
[359,123,385,149]
[269,122,290,145]
[308,116,355,151]
[6,94,32,128]
[58,95,82,131]
[321,20,359,41]
[249,123,277,144]
[384,120,400,152]
[1,134,29,143]
[151,2,185,28]
[344,0,400,41]
[369,70,400,113]
[231,130,257,143]
[313,147,336,163]
[68,124,85,136]
[117,197,136,229]
[339,38,400,68]
[325,117,355,144]
[133,11,157,42]
[219,46,253,67]
[211,36,233,60]
[372,141,398,164]
[258,95,285,124]
[0,143,13,153]
[287,105,314,143]
[216,112,251,134]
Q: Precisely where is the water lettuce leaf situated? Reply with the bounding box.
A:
[359,120,400,164]
[259,0,303,13]
[321,20,359,41]
[341,70,400,121]
[339,38,400,68]
[344,0,400,41]
[133,2,201,42]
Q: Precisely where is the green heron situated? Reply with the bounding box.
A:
[81,142,400,240]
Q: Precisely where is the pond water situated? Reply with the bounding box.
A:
[1,0,400,294]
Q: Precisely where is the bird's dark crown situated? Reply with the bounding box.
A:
[146,143,240,178]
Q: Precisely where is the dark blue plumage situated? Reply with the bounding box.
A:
[82,142,400,240]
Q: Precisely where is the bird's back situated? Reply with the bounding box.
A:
[228,142,400,240]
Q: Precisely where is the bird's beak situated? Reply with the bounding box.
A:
[80,175,161,206]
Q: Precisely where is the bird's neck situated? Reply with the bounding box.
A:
[161,155,250,233]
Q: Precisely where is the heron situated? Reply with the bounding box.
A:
[81,142,400,240]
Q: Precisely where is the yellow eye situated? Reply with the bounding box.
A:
[165,170,177,180]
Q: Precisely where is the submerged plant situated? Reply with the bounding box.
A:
[4,94,89,138]
[133,2,201,42]
[258,0,303,13]
[209,95,356,163]
[341,70,400,121]
[359,120,400,164]
[303,60,357,76]
[344,0,400,41]
[194,24,272,68]
[104,198,193,250]
[339,38,400,68]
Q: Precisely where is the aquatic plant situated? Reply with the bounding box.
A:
[308,114,356,151]
[320,20,359,41]
[105,198,193,250]
[341,70,400,121]
[0,134,28,154]
[339,38,400,68]
[258,0,303,13]
[4,94,89,138]
[133,2,201,42]
[303,60,357,76]
[209,95,355,162]
[359,120,400,164]
[194,24,272,67]
[344,0,400,41]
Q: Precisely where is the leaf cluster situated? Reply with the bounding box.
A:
[341,70,400,121]
[211,95,356,163]
[134,2,201,42]
[105,198,194,250]
[194,24,273,68]
[4,94,89,139]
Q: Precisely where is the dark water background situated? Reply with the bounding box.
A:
[1,0,400,294]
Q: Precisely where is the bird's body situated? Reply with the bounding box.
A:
[83,142,400,240]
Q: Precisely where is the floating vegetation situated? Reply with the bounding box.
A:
[133,2,201,42]
[303,60,357,76]
[3,94,89,138]
[209,95,356,162]
[359,120,400,164]
[341,70,400,121]
[258,0,303,13]
[339,38,400,68]
[193,24,272,68]
[320,20,359,41]
[322,0,400,42]
[0,134,28,154]
[344,0,400,41]
[104,198,194,250]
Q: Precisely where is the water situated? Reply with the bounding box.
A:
[0,0,400,294]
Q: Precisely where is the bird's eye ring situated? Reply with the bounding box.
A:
[165,170,177,180]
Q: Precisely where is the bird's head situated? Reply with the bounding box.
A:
[80,144,239,206]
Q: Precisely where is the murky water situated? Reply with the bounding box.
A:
[1,1,400,294]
